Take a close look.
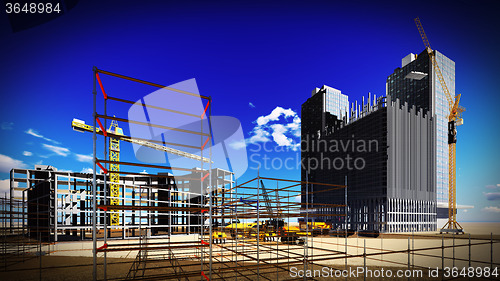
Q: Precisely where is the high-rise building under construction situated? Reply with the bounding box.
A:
[301,49,456,232]
[386,50,455,228]
[301,84,436,233]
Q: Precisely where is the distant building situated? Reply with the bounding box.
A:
[386,49,455,227]
[10,165,233,241]
[301,87,436,232]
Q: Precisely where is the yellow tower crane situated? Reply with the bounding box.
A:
[108,120,121,226]
[414,18,466,234]
[72,118,212,226]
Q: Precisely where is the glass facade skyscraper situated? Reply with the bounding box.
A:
[434,51,455,205]
[312,85,349,119]
[386,49,455,209]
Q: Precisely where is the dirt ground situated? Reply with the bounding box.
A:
[0,256,134,281]
[1,222,498,280]
[0,256,484,281]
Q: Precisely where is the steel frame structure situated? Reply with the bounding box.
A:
[8,167,233,241]
[91,67,215,281]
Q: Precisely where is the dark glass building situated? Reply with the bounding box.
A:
[387,49,456,228]
[301,88,436,232]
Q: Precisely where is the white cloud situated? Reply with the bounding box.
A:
[1,122,13,130]
[256,107,295,126]
[229,140,247,150]
[231,106,301,151]
[484,192,500,201]
[246,106,301,151]
[229,126,274,150]
[58,169,73,173]
[75,154,93,163]
[249,127,271,143]
[25,128,61,144]
[81,167,93,173]
[22,151,33,157]
[249,102,255,108]
[80,167,105,174]
[0,154,27,172]
[287,116,301,137]
[295,195,301,203]
[26,128,43,138]
[42,144,70,157]
[482,206,500,213]
[270,124,293,146]
[0,179,14,194]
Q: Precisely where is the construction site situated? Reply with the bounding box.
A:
[1,19,499,281]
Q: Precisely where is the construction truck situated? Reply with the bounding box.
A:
[278,225,306,245]
[224,220,256,239]
[299,221,332,235]
[211,231,227,244]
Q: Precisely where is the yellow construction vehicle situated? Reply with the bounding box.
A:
[211,231,227,244]
[299,221,332,235]
[224,220,256,238]
[278,225,306,245]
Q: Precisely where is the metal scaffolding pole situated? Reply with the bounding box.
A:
[208,97,213,280]
[258,171,262,279]
[345,175,348,271]
[304,171,308,281]
[92,66,98,281]
[103,90,108,281]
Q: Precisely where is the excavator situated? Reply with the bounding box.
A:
[258,180,285,241]
[224,180,328,245]
[223,180,286,242]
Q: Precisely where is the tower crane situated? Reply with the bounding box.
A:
[108,119,121,226]
[72,119,212,163]
[71,118,212,226]
[414,18,466,234]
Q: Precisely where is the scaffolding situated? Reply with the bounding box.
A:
[3,179,499,281]
[1,69,499,280]
[90,67,217,281]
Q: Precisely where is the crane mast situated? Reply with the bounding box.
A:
[414,18,465,233]
[108,120,121,226]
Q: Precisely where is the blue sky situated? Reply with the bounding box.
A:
[0,0,499,221]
